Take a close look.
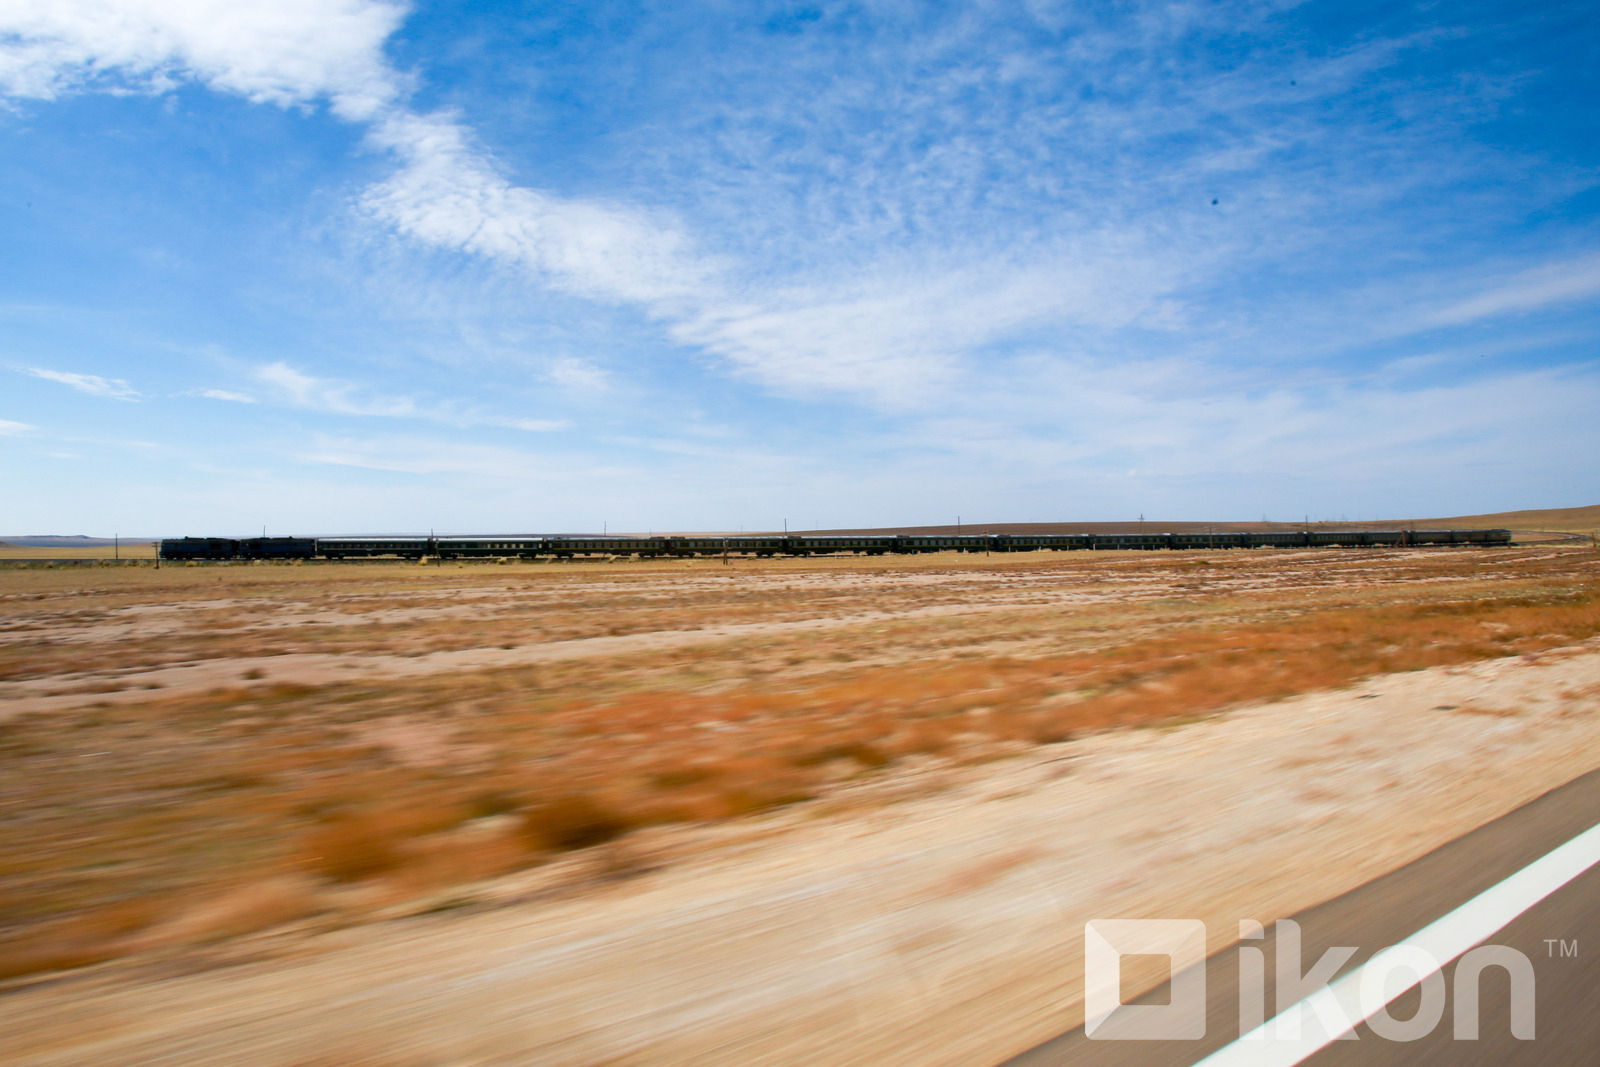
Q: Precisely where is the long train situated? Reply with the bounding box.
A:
[159,528,1513,560]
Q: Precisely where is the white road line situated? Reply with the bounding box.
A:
[1194,821,1600,1067]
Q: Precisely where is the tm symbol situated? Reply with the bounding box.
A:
[1545,939,1578,958]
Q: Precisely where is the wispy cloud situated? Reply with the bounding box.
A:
[254,361,565,431]
[0,418,35,435]
[547,357,609,392]
[24,367,141,400]
[1424,253,1600,328]
[497,417,568,433]
[193,388,256,404]
[361,111,714,310]
[298,433,546,478]
[674,244,1188,403]
[256,361,417,418]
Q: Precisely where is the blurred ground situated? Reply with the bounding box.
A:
[2,545,1598,1063]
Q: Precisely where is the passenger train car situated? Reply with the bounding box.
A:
[161,528,1513,561]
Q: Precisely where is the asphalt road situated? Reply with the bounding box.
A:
[1004,766,1600,1066]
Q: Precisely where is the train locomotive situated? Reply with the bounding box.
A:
[161,528,1513,561]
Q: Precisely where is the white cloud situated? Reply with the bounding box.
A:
[914,354,1600,500]
[195,388,256,403]
[501,417,568,433]
[360,111,714,309]
[0,2,721,381]
[24,366,140,400]
[0,418,34,434]
[256,360,416,417]
[547,357,609,392]
[255,361,566,432]
[0,0,405,119]
[1424,253,1600,328]
[602,434,746,460]
[298,434,544,478]
[0,2,1263,412]
[674,246,1186,405]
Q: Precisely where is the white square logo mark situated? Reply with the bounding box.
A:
[1084,918,1207,1040]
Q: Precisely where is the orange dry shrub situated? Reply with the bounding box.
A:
[0,895,163,982]
[389,830,528,896]
[295,797,468,883]
[533,583,1600,828]
[789,740,891,769]
[520,794,635,852]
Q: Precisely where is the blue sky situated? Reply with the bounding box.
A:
[1,0,1596,535]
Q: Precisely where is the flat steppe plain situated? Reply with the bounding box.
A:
[3,544,1600,1064]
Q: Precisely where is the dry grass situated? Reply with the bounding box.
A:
[3,545,1598,983]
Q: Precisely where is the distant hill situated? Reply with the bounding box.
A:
[1403,504,1600,533]
[0,535,159,548]
[4,505,1593,547]
[800,504,1599,538]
